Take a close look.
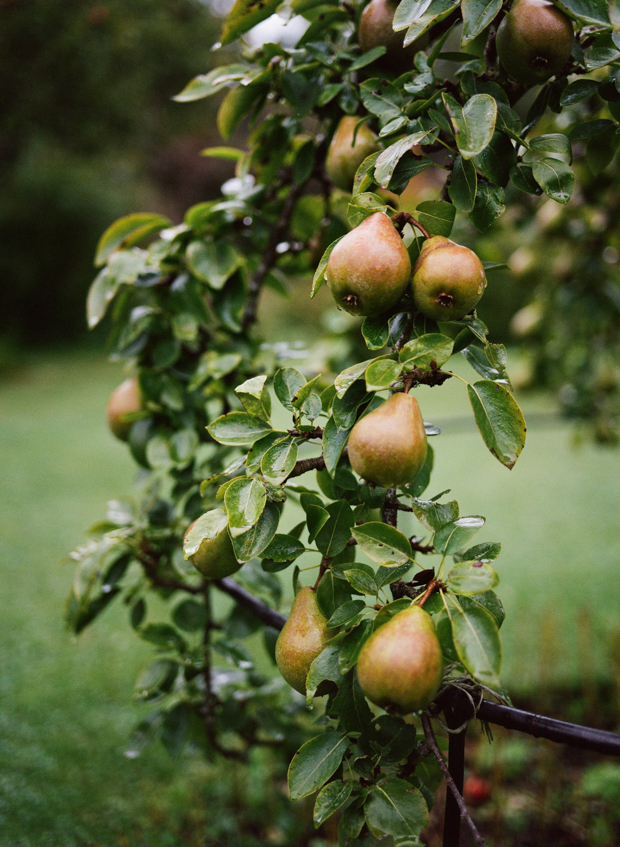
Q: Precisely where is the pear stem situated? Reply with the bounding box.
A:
[421,713,486,847]
[391,211,431,239]
[414,578,443,607]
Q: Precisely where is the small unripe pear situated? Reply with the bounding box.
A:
[358,0,429,74]
[325,116,380,192]
[347,392,427,489]
[357,604,443,713]
[275,586,329,694]
[496,0,574,87]
[106,377,142,441]
[325,212,411,316]
[183,509,240,579]
[411,236,487,322]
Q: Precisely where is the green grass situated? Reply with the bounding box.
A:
[1,346,619,845]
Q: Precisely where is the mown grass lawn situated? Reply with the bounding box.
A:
[1,346,618,845]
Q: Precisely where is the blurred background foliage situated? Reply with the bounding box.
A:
[0,0,238,348]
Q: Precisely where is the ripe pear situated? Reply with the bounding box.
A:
[106,377,142,441]
[325,212,411,316]
[358,0,429,75]
[183,509,240,579]
[356,604,443,713]
[496,0,574,87]
[411,236,487,322]
[275,586,329,694]
[325,116,380,192]
[347,392,427,489]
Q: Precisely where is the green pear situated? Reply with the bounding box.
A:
[496,0,574,87]
[275,586,329,694]
[356,604,443,713]
[325,116,380,192]
[358,0,429,75]
[183,509,240,579]
[411,236,487,322]
[326,212,411,317]
[347,392,427,489]
[106,376,143,441]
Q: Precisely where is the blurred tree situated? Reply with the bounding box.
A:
[0,0,233,347]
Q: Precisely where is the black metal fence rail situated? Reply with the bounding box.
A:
[216,577,620,846]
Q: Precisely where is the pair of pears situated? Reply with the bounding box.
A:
[276,587,443,713]
[325,213,487,323]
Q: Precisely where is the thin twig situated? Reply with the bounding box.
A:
[139,542,203,595]
[421,713,485,847]
[242,182,305,331]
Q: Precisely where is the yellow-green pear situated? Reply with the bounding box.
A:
[325,212,411,317]
[347,392,427,489]
[183,509,240,579]
[496,0,574,86]
[106,376,143,441]
[356,604,443,713]
[358,0,430,75]
[411,236,487,322]
[275,586,329,694]
[325,116,380,192]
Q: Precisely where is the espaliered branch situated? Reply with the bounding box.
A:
[69,0,620,843]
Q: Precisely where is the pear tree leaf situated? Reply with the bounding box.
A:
[532,158,574,205]
[459,591,505,629]
[322,416,352,476]
[261,534,306,562]
[230,501,280,562]
[224,478,267,536]
[207,412,273,445]
[434,516,485,555]
[529,133,572,163]
[365,358,403,391]
[95,213,172,267]
[469,183,506,231]
[415,200,456,237]
[457,541,501,562]
[364,776,429,840]
[448,155,477,212]
[552,0,608,24]
[447,561,499,595]
[374,131,435,187]
[443,93,497,160]
[347,192,389,227]
[331,670,375,733]
[219,0,282,46]
[445,594,502,688]
[274,368,306,410]
[314,780,353,827]
[328,600,368,628]
[291,374,323,409]
[394,0,460,47]
[362,315,391,350]
[288,731,349,800]
[352,523,414,566]
[306,645,343,700]
[316,569,353,619]
[400,334,454,371]
[261,439,298,484]
[343,568,379,595]
[235,375,271,420]
[339,619,374,671]
[560,79,599,106]
[183,509,229,558]
[467,380,526,469]
[173,64,250,101]
[315,500,355,557]
[410,497,459,532]
[334,360,377,397]
[311,236,343,297]
[461,0,502,44]
[186,239,244,289]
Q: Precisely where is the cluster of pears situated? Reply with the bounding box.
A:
[275,585,443,713]
[325,212,487,322]
[496,0,574,86]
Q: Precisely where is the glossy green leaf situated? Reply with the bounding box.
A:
[444,93,497,160]
[173,64,250,101]
[459,590,505,629]
[374,131,434,187]
[339,619,374,671]
[334,360,376,397]
[328,600,368,628]
[448,155,477,212]
[553,0,609,24]
[311,236,342,298]
[365,358,402,391]
[447,561,499,595]
[343,568,378,596]
[400,334,454,371]
[461,0,502,43]
[411,497,459,532]
[322,416,352,476]
[306,644,343,699]
[365,777,428,840]
[217,83,266,142]
[446,595,502,688]
[186,239,244,289]
[95,213,171,267]
[235,375,271,420]
[467,380,526,469]
[261,439,298,484]
[207,412,273,445]
[434,515,485,554]
[529,133,572,163]
[224,477,267,536]
[532,158,574,205]
[415,200,456,237]
[560,79,599,106]
[395,0,460,46]
[314,780,353,827]
[231,501,280,562]
[315,500,355,557]
[261,533,305,562]
[288,731,349,800]
[274,367,306,411]
[362,315,391,351]
[331,670,375,733]
[352,522,414,566]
